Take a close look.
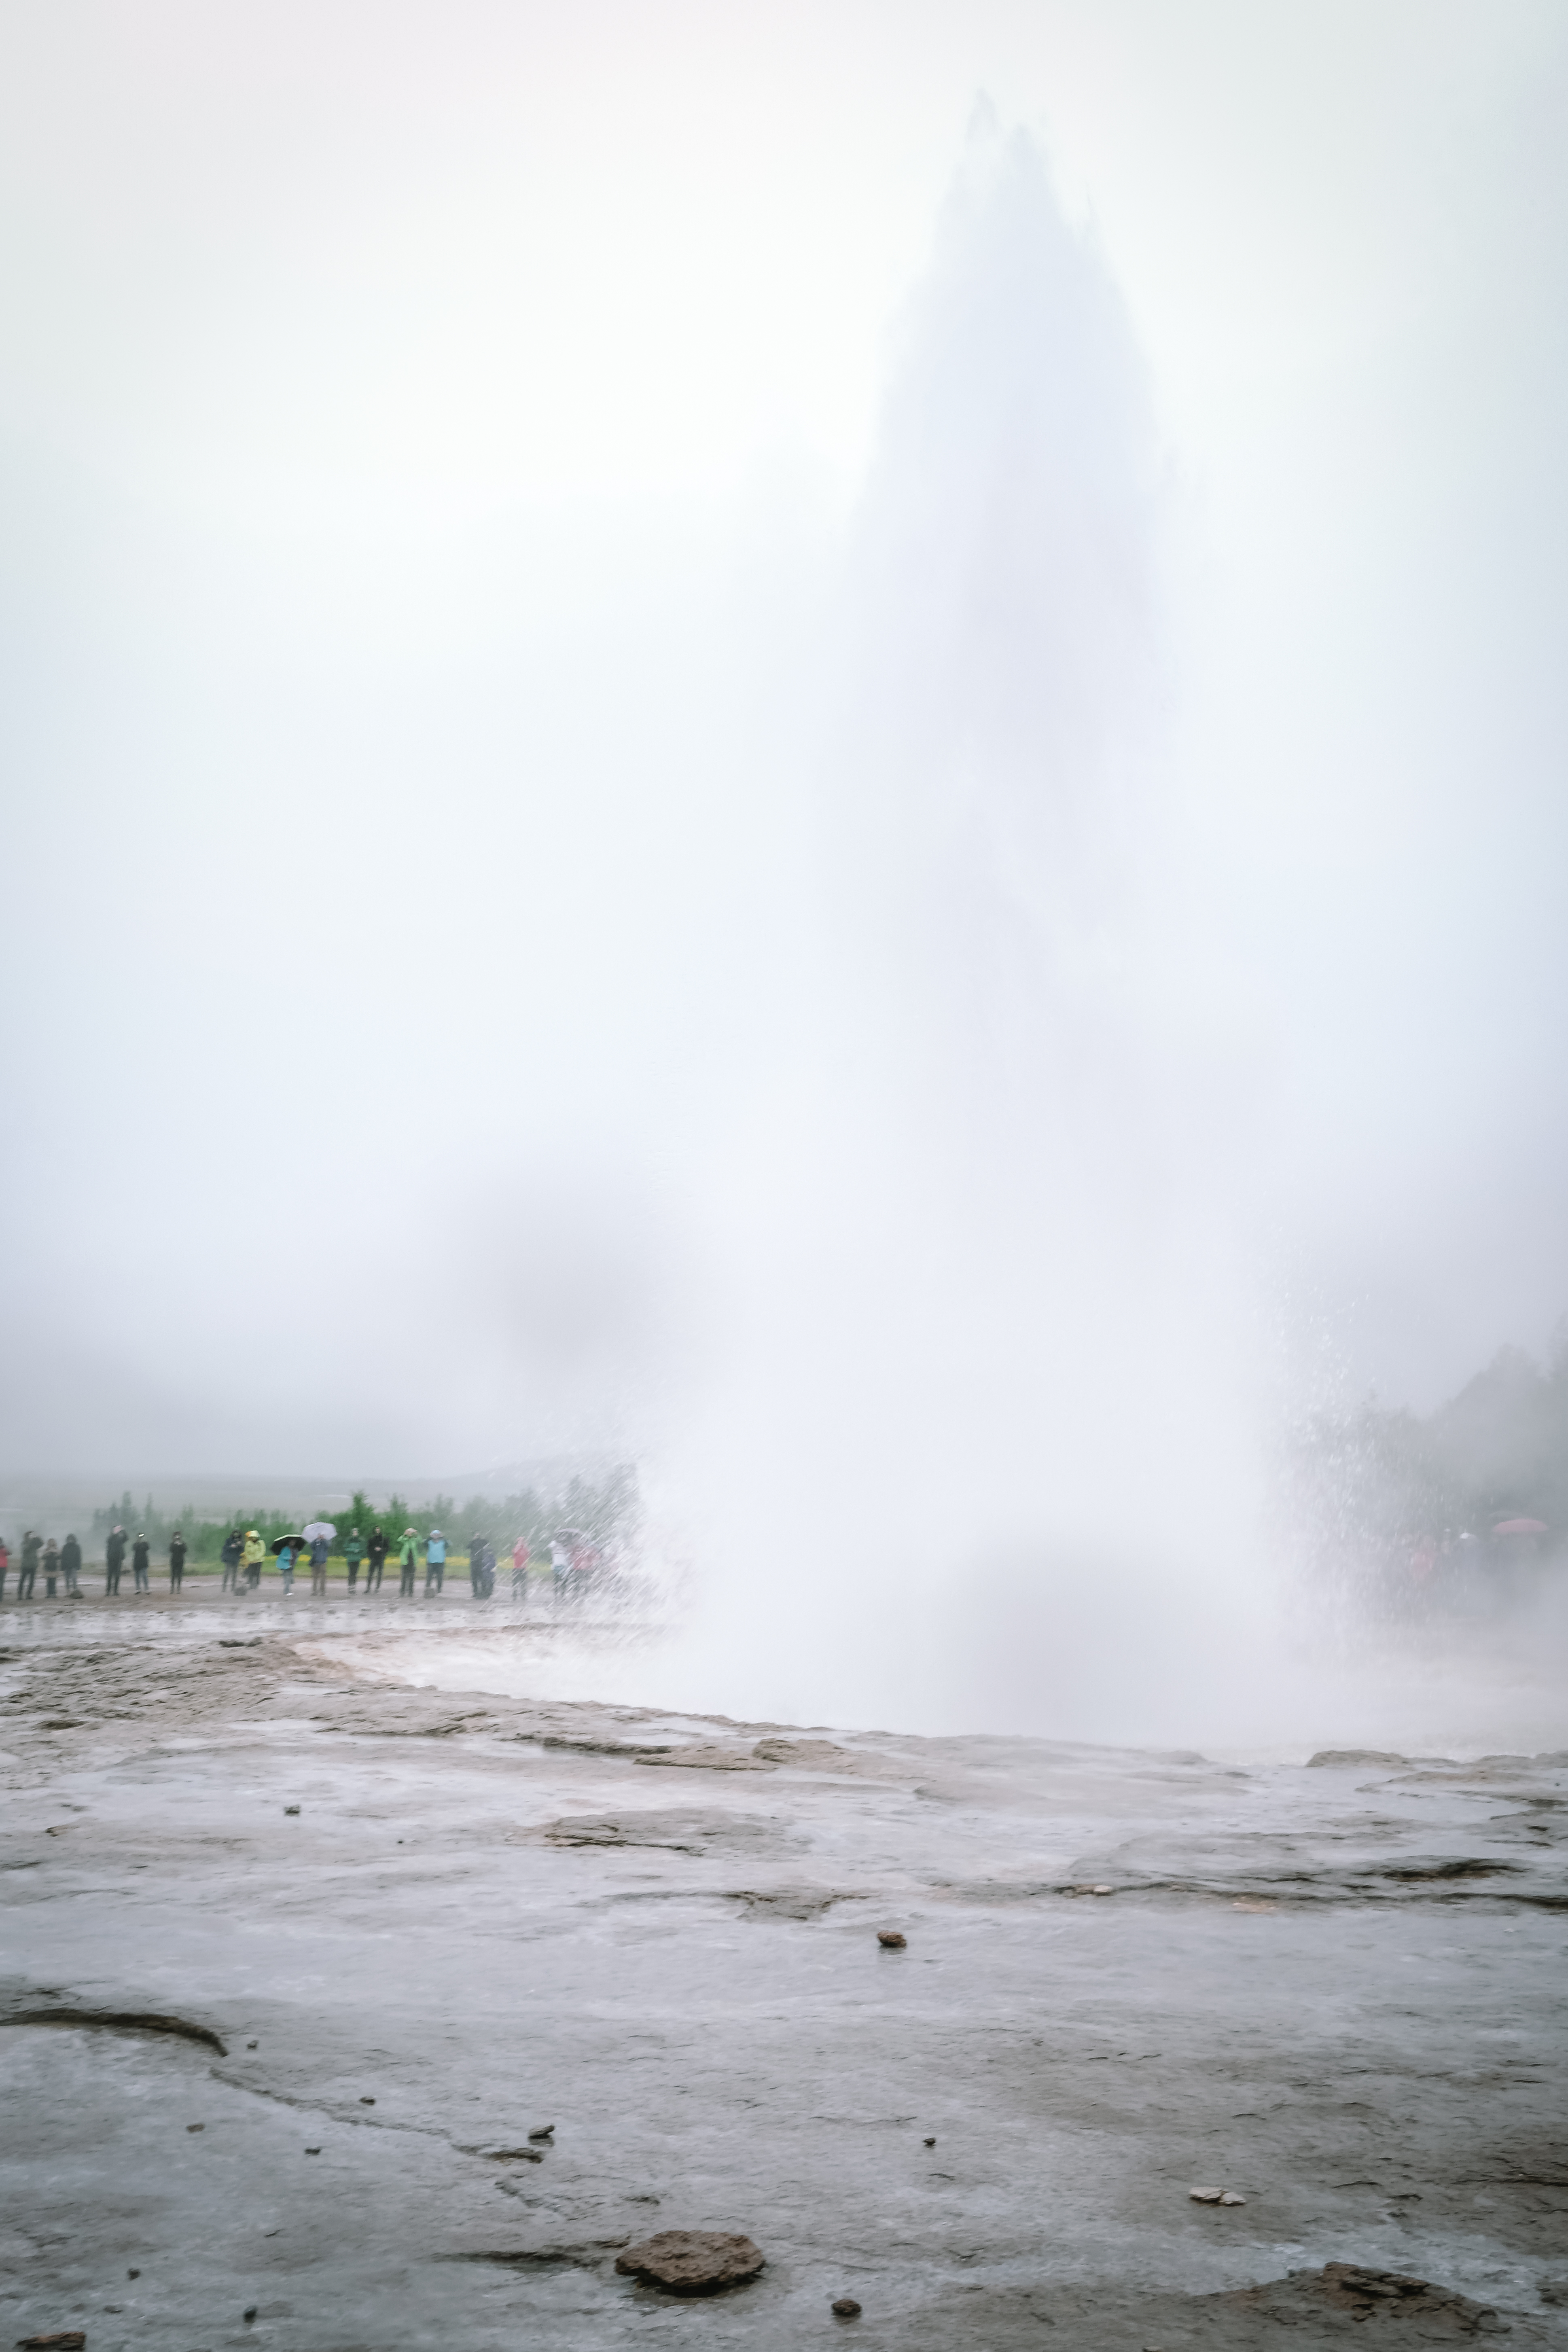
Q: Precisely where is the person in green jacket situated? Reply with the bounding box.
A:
[398,1528,419,1599]
[343,1527,364,1593]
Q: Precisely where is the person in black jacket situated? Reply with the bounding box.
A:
[365,1526,388,1594]
[105,1526,127,1595]
[61,1534,82,1597]
[220,1528,242,1591]
[18,1531,41,1599]
[131,1532,151,1593]
[169,1529,187,1593]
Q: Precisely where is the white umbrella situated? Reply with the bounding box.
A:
[301,1520,337,1542]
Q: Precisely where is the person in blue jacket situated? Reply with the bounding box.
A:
[424,1528,447,1596]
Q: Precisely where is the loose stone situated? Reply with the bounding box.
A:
[877,1930,907,1948]
[832,2296,862,2317]
[614,2231,766,2295]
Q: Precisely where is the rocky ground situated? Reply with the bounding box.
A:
[2,1599,1566,2349]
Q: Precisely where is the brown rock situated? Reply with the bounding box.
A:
[832,2296,862,2317]
[614,2231,765,2296]
[1220,2262,1509,2335]
[633,1746,776,1773]
[18,2336,87,2348]
[877,1930,907,1949]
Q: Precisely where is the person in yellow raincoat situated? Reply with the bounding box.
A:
[242,1529,267,1592]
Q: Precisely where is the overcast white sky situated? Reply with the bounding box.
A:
[2,0,1566,1488]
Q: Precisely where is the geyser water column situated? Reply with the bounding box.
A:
[665,116,1270,1744]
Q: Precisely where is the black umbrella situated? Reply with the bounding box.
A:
[270,1534,307,1555]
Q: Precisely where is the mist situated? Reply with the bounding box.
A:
[3,1,1568,1746]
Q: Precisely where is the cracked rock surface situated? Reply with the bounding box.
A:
[1,1607,1565,2348]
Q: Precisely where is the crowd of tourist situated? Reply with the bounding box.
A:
[0,1524,598,1603]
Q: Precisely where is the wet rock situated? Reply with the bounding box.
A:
[305,2145,321,2155]
[1219,2262,1512,2335]
[753,1738,854,1768]
[1189,2186,1245,2204]
[284,1805,300,1815]
[1308,1750,1408,1768]
[832,2295,862,2317]
[528,2125,555,2140]
[186,2121,203,2132]
[482,2145,545,2161]
[924,2136,936,2147]
[18,2335,87,2348]
[731,1887,849,1920]
[359,2096,375,2105]
[541,1809,782,1857]
[877,1930,907,1948]
[614,2231,765,2295]
[634,1744,777,1773]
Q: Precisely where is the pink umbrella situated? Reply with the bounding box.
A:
[1493,1518,1548,1536]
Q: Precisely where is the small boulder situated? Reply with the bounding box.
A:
[18,2337,86,2349]
[1189,2186,1245,2205]
[877,1930,907,1949]
[832,2296,862,2317]
[615,2231,765,2296]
